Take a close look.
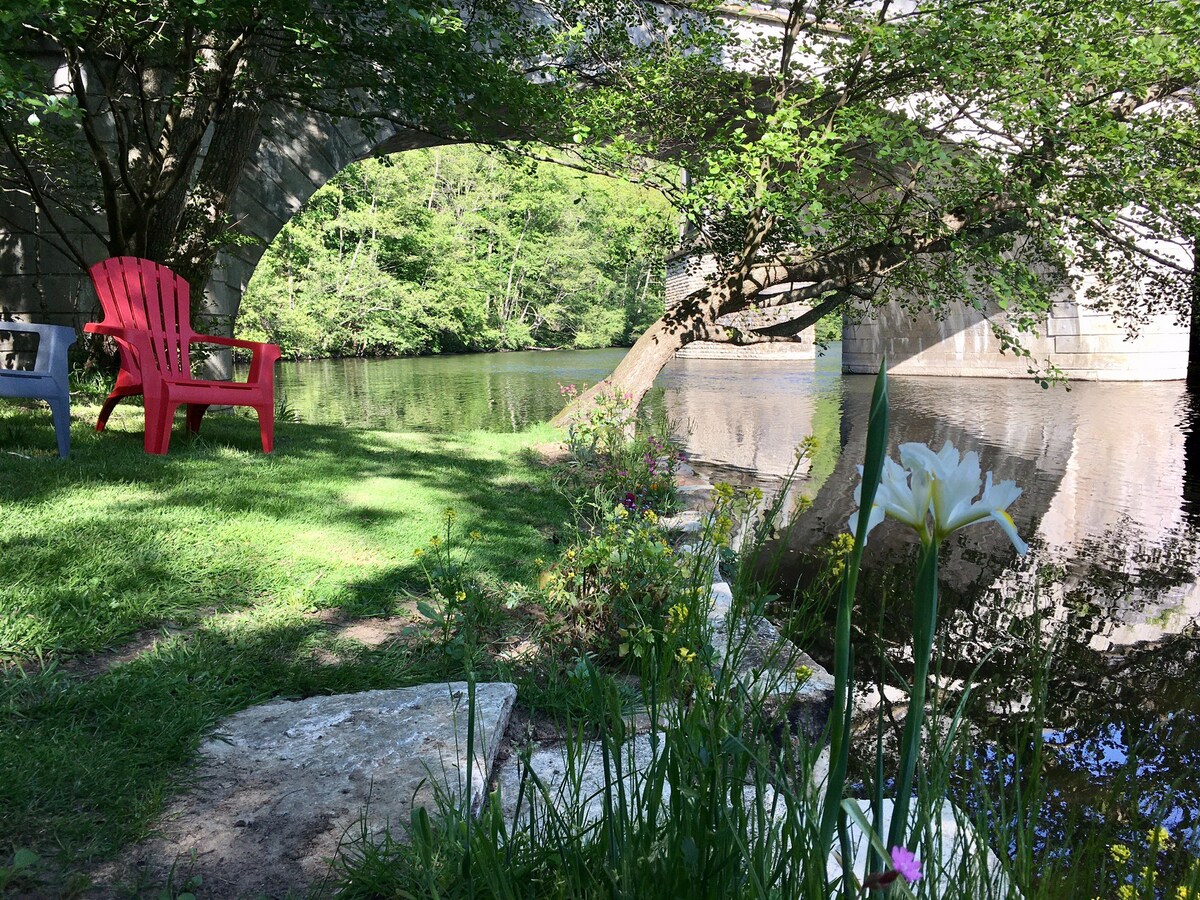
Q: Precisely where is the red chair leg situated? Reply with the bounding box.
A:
[144,400,176,454]
[96,392,122,432]
[186,403,210,435]
[256,404,275,453]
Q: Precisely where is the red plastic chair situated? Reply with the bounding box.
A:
[85,257,281,454]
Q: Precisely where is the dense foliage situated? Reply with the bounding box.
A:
[1,0,708,350]
[1,0,577,293]
[238,147,676,358]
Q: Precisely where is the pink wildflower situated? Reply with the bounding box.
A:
[890,846,923,883]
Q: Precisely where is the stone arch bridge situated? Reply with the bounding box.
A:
[1,1,1190,381]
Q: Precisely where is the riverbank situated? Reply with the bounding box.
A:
[5,358,1200,898]
[0,398,574,883]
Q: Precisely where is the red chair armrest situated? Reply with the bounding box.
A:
[194,334,280,356]
[189,335,280,384]
[84,322,127,338]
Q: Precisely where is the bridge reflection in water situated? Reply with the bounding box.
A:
[654,346,1200,857]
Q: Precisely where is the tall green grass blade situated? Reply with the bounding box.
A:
[820,362,889,859]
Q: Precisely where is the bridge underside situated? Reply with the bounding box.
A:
[841,294,1189,382]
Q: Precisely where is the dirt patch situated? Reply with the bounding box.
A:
[530,442,571,466]
[331,616,415,649]
[2,612,216,681]
[60,626,192,678]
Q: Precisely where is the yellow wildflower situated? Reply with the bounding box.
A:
[455,591,467,603]
[444,508,458,522]
[413,547,425,558]
[1148,827,1173,850]
[614,505,629,519]
[795,664,814,685]
[676,647,697,664]
[643,509,658,524]
[1110,844,1132,865]
[429,536,442,548]
[1118,886,1136,900]
[469,530,482,541]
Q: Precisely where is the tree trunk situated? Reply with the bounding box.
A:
[551,283,727,426]
[170,81,269,301]
[1189,232,1200,384]
[170,46,279,380]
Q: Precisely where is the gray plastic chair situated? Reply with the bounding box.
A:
[0,321,76,457]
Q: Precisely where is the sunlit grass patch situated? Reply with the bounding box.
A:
[0,399,571,872]
[0,402,566,657]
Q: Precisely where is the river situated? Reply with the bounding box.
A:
[275,345,1200,881]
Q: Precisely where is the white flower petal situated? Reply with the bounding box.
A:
[850,441,1025,553]
[899,441,942,476]
[989,508,1029,556]
[848,503,886,543]
[936,449,982,529]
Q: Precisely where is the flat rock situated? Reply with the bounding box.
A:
[828,799,1012,897]
[496,732,824,841]
[708,582,834,744]
[658,510,704,534]
[100,683,515,899]
[496,732,663,829]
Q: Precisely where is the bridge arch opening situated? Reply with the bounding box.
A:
[230,138,681,365]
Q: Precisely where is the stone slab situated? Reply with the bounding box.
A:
[658,510,704,534]
[103,683,515,899]
[497,732,663,829]
[496,732,801,836]
[707,581,834,743]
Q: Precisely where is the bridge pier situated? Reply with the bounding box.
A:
[842,291,1189,381]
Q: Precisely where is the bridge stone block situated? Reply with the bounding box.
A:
[1053,332,1187,355]
[665,250,815,360]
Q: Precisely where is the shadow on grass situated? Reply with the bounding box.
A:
[0,607,469,869]
[1,404,568,654]
[0,401,569,873]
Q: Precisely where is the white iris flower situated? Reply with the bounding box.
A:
[848,440,1028,555]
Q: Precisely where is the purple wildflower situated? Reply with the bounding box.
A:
[890,846,923,883]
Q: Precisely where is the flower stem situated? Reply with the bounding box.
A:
[887,539,939,851]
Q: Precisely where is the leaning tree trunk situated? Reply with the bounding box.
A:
[551,284,727,426]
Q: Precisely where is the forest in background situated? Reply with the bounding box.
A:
[239,146,680,359]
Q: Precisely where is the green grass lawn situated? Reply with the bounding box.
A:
[0,397,571,880]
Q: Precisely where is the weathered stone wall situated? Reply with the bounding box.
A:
[842,289,1190,381]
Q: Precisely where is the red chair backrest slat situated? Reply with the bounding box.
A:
[89,257,194,378]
